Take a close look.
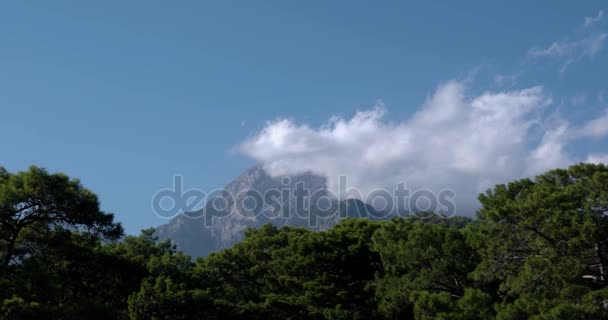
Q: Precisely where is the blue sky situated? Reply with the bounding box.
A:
[1,1,607,234]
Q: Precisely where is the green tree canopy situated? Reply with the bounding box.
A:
[470,163,608,318]
[3,163,608,319]
[0,166,122,269]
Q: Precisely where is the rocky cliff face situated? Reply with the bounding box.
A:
[155,165,374,257]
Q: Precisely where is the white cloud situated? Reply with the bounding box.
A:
[584,10,604,28]
[239,81,608,215]
[526,124,572,174]
[586,153,608,164]
[576,109,608,138]
[234,9,608,216]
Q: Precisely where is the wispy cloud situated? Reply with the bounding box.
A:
[528,10,607,73]
[494,73,518,87]
[584,9,604,28]
[571,93,588,106]
[529,34,607,58]
[529,33,607,73]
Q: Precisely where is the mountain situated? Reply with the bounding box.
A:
[155,165,380,257]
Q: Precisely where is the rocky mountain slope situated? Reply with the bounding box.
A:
[155,165,379,257]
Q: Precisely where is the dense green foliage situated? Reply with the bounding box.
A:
[2,163,608,319]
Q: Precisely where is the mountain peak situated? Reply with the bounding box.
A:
[155,165,375,257]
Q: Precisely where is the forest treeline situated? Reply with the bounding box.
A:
[2,163,608,319]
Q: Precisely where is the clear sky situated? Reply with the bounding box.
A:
[2,1,607,234]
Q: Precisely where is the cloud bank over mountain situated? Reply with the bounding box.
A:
[239,81,608,215]
[238,9,608,215]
